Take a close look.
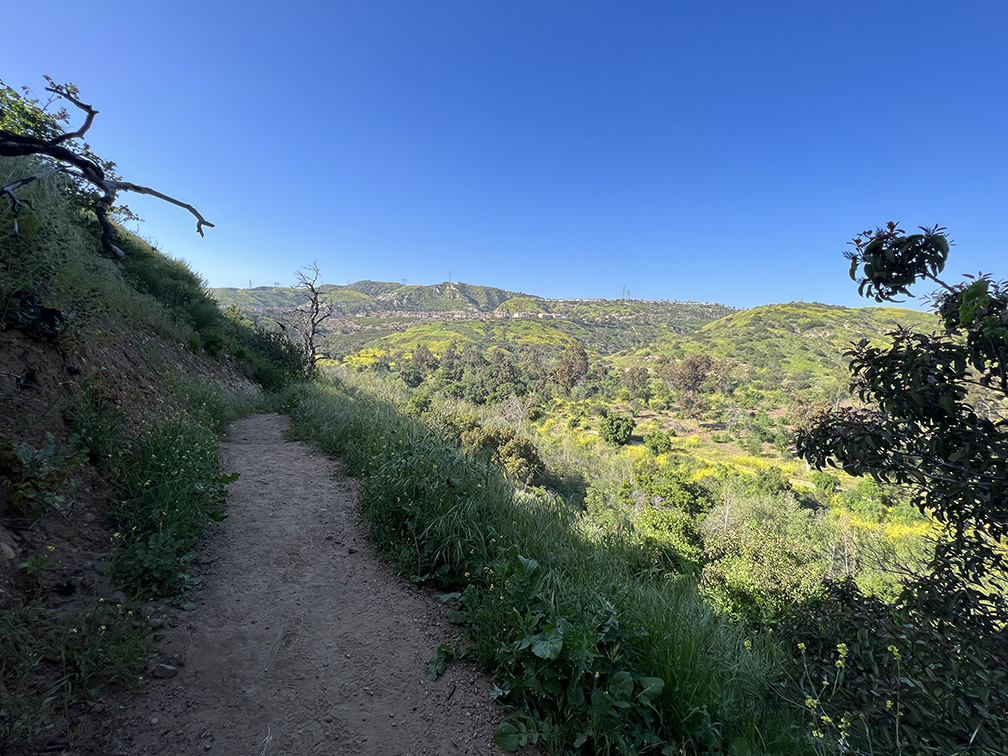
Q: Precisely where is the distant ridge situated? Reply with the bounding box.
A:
[615,300,938,390]
[210,280,736,323]
[210,279,740,357]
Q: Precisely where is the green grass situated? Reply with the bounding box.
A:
[0,598,148,751]
[281,378,809,755]
[105,419,235,598]
[61,376,250,599]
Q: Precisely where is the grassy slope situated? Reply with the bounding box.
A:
[612,301,937,391]
[283,380,809,755]
[652,301,935,361]
[0,154,300,752]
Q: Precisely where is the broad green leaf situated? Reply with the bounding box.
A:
[531,626,563,660]
[517,554,540,574]
[638,676,665,701]
[610,670,633,701]
[493,722,521,752]
[425,644,454,680]
[728,736,753,756]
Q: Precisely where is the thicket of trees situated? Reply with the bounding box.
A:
[791,223,1008,753]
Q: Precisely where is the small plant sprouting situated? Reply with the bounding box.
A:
[1,432,87,517]
[18,545,58,594]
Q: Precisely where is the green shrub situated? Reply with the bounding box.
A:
[752,466,792,496]
[643,430,673,455]
[460,424,544,485]
[236,322,309,390]
[837,478,895,523]
[701,492,827,623]
[637,505,707,574]
[402,391,433,416]
[810,470,840,494]
[634,462,711,517]
[599,413,634,446]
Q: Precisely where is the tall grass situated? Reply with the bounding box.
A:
[282,379,809,755]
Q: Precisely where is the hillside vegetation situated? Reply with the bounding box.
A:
[212,280,737,356]
[213,279,733,319]
[6,77,1002,753]
[220,270,1008,753]
[0,152,307,752]
[640,301,936,384]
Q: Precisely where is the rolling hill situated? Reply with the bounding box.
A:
[214,283,936,393]
[211,280,740,357]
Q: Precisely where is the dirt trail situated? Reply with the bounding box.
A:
[102,413,506,756]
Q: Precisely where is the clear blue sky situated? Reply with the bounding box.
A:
[2,2,1005,309]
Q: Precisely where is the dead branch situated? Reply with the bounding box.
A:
[1,169,57,236]
[116,180,214,237]
[0,82,212,258]
[43,85,96,144]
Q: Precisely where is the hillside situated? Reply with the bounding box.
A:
[213,280,739,358]
[215,285,938,381]
[0,154,310,753]
[211,280,736,322]
[615,301,937,394]
[211,280,526,314]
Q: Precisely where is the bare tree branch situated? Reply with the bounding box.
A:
[0,81,212,258]
[115,180,214,237]
[42,85,96,144]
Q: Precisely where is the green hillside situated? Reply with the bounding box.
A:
[211,284,376,312]
[616,301,937,393]
[344,280,405,298]
[695,301,935,351]
[493,295,549,315]
[545,298,734,330]
[355,318,593,359]
[212,280,525,314]
[213,280,736,322]
[210,285,303,309]
[213,281,741,359]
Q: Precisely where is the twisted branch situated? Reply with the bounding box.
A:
[0,83,213,258]
[1,170,57,236]
[43,85,96,144]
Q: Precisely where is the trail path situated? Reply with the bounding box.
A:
[103,413,506,756]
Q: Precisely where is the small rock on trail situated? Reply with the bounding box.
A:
[88,413,508,756]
